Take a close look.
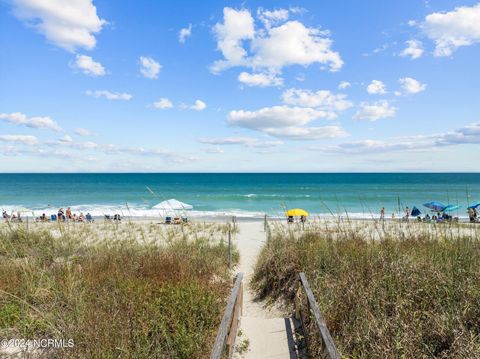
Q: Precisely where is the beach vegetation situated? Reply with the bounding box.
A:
[252,219,480,358]
[0,221,238,358]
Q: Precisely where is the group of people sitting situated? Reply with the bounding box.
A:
[54,207,93,222]
[104,214,121,222]
[34,207,94,223]
[165,216,188,224]
[2,211,22,222]
[287,215,307,223]
[415,213,458,223]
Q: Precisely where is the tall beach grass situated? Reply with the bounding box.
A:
[0,221,238,358]
[253,219,480,358]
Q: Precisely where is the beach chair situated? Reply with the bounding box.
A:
[165,216,172,224]
[287,216,294,223]
[104,214,112,221]
[114,214,121,222]
[182,217,188,224]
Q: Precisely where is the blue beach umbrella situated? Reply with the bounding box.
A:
[467,202,480,209]
[411,207,421,217]
[423,202,446,212]
[443,204,461,212]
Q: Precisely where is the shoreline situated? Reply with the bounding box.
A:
[4,214,477,225]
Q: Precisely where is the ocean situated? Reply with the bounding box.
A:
[0,173,478,219]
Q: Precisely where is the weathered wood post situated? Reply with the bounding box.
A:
[210,273,244,359]
[297,273,341,359]
[228,222,232,269]
[264,213,267,232]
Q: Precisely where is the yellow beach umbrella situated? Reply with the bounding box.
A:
[286,208,309,217]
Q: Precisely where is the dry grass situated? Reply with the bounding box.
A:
[252,219,480,358]
[0,221,238,358]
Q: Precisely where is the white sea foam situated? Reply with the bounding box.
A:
[0,204,469,220]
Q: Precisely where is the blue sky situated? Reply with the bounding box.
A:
[1,0,479,172]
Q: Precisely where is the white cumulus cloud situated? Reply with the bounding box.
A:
[73,55,106,76]
[338,81,351,90]
[12,0,106,52]
[250,20,343,71]
[0,112,62,132]
[85,90,132,100]
[238,71,283,87]
[257,8,289,28]
[191,100,207,111]
[0,134,39,145]
[367,80,387,94]
[400,40,424,59]
[422,3,480,56]
[354,101,397,121]
[282,88,353,115]
[228,106,329,129]
[153,98,173,109]
[74,128,95,136]
[181,100,207,111]
[399,77,427,94]
[179,24,192,43]
[227,105,346,140]
[139,56,161,79]
[211,7,343,75]
[211,8,255,73]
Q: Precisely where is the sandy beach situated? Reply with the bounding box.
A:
[3,215,479,244]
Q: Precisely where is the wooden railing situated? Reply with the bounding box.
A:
[295,272,341,359]
[210,273,244,359]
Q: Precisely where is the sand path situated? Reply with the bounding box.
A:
[235,221,295,358]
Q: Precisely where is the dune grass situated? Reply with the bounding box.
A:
[252,219,480,358]
[0,221,238,358]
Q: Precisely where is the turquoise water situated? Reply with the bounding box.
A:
[0,173,479,218]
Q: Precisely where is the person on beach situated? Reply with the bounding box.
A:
[86,213,93,222]
[468,208,474,222]
[66,207,72,221]
[380,207,385,221]
[79,213,85,222]
[58,208,64,221]
[405,207,410,222]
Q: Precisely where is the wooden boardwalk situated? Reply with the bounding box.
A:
[211,221,340,359]
[235,221,296,358]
